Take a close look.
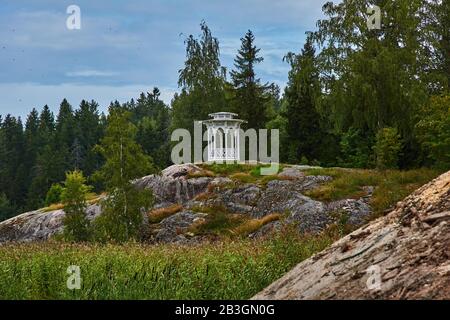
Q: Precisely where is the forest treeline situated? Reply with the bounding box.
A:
[1,0,449,221]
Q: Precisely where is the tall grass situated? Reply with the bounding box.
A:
[0,228,336,300]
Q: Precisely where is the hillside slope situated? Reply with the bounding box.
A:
[253,170,450,299]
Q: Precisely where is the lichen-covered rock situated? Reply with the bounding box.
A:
[134,164,225,205]
[153,211,207,244]
[0,164,375,244]
[327,199,372,226]
[0,203,102,243]
[278,167,305,179]
[251,178,334,232]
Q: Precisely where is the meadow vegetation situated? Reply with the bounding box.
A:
[0,226,338,300]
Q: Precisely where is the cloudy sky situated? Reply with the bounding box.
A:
[0,0,325,119]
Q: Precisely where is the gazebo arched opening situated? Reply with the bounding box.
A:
[202,112,246,162]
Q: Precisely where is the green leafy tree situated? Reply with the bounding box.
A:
[415,94,450,168]
[419,0,450,93]
[61,171,91,242]
[92,109,154,243]
[266,107,289,163]
[373,127,403,169]
[312,0,431,167]
[172,21,228,132]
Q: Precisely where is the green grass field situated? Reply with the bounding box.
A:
[0,228,335,299]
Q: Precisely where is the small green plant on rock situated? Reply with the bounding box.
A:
[61,171,91,242]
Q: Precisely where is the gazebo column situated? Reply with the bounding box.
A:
[230,128,234,159]
[235,127,239,161]
[225,129,229,160]
[212,128,217,161]
[207,127,211,162]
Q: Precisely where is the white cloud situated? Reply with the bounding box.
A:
[66,70,119,77]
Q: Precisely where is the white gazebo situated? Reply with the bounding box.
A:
[202,112,246,162]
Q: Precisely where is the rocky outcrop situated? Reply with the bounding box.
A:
[153,211,207,244]
[0,203,102,243]
[0,163,375,244]
[252,170,450,300]
[135,163,213,205]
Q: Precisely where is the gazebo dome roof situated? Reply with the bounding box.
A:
[202,112,247,125]
[208,112,238,119]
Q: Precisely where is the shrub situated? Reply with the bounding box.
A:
[340,128,373,168]
[61,171,92,242]
[92,187,153,243]
[305,167,440,218]
[373,127,402,169]
[45,184,64,206]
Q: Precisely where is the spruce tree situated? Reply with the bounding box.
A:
[230,30,269,129]
[27,105,60,210]
[56,99,76,171]
[74,100,104,176]
[0,115,25,212]
[284,38,323,163]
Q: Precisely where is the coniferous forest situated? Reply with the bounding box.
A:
[1,0,449,222]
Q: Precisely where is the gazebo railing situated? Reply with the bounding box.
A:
[210,148,237,160]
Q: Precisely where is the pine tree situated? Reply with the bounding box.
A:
[26,105,60,210]
[74,100,104,176]
[0,115,26,212]
[134,88,171,169]
[56,99,76,171]
[24,108,40,175]
[230,30,269,129]
[38,105,55,145]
